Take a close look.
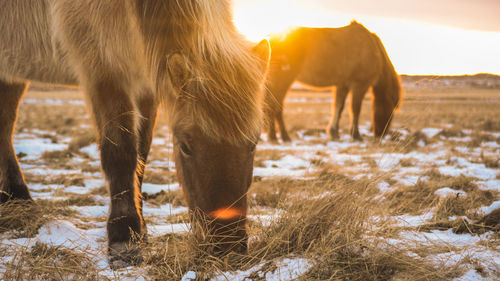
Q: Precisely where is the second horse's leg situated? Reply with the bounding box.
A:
[327,86,349,140]
[276,104,291,142]
[350,85,369,141]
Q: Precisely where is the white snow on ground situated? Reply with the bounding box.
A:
[262,155,311,170]
[479,201,500,215]
[395,229,486,247]
[24,167,78,176]
[4,106,500,281]
[142,183,179,194]
[84,178,105,189]
[434,187,467,198]
[439,164,497,180]
[72,205,108,218]
[22,98,85,105]
[64,185,92,194]
[254,154,313,177]
[393,174,422,186]
[5,220,98,250]
[455,269,488,281]
[143,203,188,217]
[421,128,442,138]
[392,212,434,227]
[13,138,67,159]
[210,258,312,281]
[481,141,500,148]
[148,223,190,236]
[264,258,312,281]
[80,143,100,159]
[477,180,500,192]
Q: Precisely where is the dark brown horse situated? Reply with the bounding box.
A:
[0,0,269,266]
[265,22,401,142]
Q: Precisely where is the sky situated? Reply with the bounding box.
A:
[232,0,500,75]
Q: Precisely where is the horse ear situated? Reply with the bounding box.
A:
[252,39,271,72]
[167,53,190,92]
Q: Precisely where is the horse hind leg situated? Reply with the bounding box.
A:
[327,85,349,140]
[349,85,369,141]
[0,79,33,203]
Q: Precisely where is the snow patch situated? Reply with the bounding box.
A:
[80,144,100,159]
[421,128,441,138]
[479,201,500,215]
[142,183,180,194]
[434,187,467,198]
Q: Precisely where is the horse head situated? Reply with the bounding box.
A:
[166,40,270,255]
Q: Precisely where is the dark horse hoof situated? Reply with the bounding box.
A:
[281,135,292,143]
[352,133,364,142]
[352,136,364,142]
[108,242,144,269]
[329,134,340,141]
[328,128,339,141]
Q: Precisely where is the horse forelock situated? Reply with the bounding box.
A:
[166,0,266,145]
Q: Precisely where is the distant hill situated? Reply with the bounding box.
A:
[290,74,500,91]
[400,73,500,89]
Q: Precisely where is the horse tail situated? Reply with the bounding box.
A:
[370,32,402,137]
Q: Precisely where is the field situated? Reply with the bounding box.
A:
[1,78,499,280]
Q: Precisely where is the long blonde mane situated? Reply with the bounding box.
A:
[149,0,267,144]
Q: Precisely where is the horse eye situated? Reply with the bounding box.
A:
[179,142,192,156]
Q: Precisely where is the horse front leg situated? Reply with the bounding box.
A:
[276,106,291,142]
[86,80,144,266]
[327,86,349,140]
[263,101,279,143]
[0,80,33,203]
[350,85,369,141]
[135,93,158,187]
[135,93,158,233]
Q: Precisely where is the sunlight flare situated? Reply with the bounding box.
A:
[232,1,500,75]
[209,207,245,220]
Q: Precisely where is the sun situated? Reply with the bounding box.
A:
[232,0,347,42]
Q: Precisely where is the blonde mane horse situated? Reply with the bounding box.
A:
[0,0,269,267]
[265,22,401,142]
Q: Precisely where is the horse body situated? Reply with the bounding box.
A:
[0,0,269,266]
[0,1,76,84]
[265,22,401,142]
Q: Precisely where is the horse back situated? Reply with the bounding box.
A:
[294,23,384,88]
[0,0,147,87]
[0,1,78,85]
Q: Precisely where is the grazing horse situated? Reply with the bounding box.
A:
[0,0,270,266]
[265,22,401,142]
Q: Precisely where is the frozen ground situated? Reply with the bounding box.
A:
[0,91,499,280]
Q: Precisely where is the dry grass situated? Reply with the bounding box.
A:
[2,84,498,279]
[67,132,96,153]
[0,200,76,238]
[24,173,86,187]
[2,242,102,281]
[140,179,462,280]
[143,189,186,207]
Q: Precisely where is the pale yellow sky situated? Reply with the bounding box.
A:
[232,0,500,75]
